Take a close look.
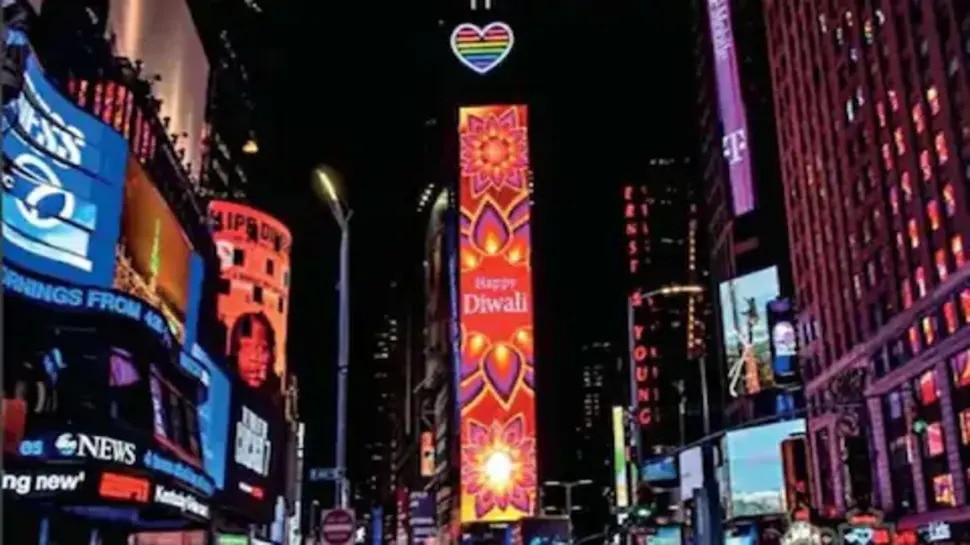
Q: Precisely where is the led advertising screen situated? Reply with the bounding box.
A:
[645,527,681,545]
[2,48,128,286]
[679,446,703,498]
[718,266,780,398]
[642,456,677,483]
[118,157,195,336]
[209,201,292,396]
[766,298,799,388]
[611,406,629,508]
[519,517,569,545]
[457,104,536,523]
[722,419,805,518]
[225,383,283,521]
[409,491,436,545]
[184,344,232,490]
[706,0,755,216]
[106,0,209,181]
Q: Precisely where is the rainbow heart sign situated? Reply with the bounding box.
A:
[450,22,515,75]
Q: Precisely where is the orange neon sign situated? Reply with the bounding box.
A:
[99,471,150,503]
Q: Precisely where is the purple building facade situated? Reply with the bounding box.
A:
[764,0,970,533]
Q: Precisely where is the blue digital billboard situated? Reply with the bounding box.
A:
[642,455,677,483]
[186,343,232,490]
[2,48,128,286]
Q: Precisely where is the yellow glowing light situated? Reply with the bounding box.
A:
[507,248,522,263]
[470,334,487,352]
[484,234,501,255]
[484,450,514,488]
[515,329,530,344]
[493,344,509,363]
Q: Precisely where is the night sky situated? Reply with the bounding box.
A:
[242,0,695,479]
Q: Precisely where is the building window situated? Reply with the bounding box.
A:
[895,128,907,155]
[920,150,933,181]
[902,172,913,200]
[908,220,921,249]
[927,86,940,115]
[916,267,927,297]
[912,104,926,134]
[944,301,959,334]
[935,133,950,164]
[952,235,966,268]
[927,201,941,230]
[943,184,957,216]
[936,250,950,281]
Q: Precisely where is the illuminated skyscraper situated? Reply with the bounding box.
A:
[764,0,970,524]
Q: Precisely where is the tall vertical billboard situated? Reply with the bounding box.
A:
[611,407,630,508]
[457,105,537,523]
[209,201,292,396]
[707,0,755,216]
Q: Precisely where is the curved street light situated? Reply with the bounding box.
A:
[312,166,352,508]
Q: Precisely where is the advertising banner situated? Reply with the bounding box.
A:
[642,456,677,484]
[209,201,292,396]
[611,406,629,508]
[718,266,780,398]
[409,491,437,545]
[2,48,129,286]
[706,0,755,216]
[519,517,569,545]
[457,104,537,523]
[4,461,213,522]
[722,419,805,518]
[224,381,284,521]
[766,298,799,387]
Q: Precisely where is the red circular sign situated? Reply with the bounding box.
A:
[322,509,355,544]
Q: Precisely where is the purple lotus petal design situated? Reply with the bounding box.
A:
[509,487,530,512]
[460,354,480,381]
[471,200,511,256]
[506,197,530,227]
[460,375,486,407]
[460,211,473,232]
[482,342,523,403]
[523,367,534,390]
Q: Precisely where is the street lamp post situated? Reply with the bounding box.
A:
[626,285,707,465]
[313,166,353,508]
[542,479,593,542]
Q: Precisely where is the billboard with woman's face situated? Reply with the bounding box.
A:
[208,201,291,396]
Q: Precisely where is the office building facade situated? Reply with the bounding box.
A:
[764,0,970,530]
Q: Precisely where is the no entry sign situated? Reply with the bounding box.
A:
[321,508,355,545]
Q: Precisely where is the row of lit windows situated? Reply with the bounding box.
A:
[882,349,970,510]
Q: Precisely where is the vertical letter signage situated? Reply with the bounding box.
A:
[457,105,537,523]
[623,185,660,435]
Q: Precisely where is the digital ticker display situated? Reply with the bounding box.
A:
[2,47,129,286]
[457,104,537,523]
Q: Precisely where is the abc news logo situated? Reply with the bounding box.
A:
[54,433,137,465]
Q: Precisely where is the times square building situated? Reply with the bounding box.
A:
[759,0,970,540]
[1,6,287,545]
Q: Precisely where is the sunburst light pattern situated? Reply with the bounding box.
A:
[457,105,536,523]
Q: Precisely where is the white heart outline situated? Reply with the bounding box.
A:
[450,21,515,75]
